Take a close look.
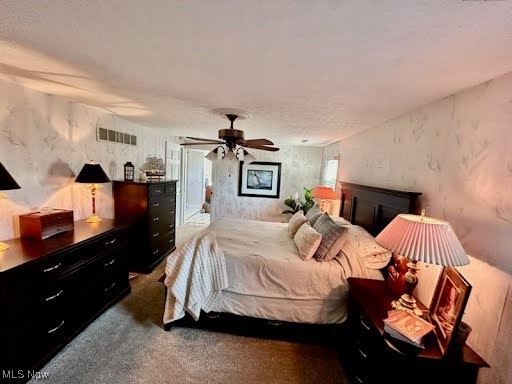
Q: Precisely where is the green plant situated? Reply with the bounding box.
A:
[282,187,315,215]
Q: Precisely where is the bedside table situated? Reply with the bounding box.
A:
[342,278,489,384]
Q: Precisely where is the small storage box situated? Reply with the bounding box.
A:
[19,209,74,240]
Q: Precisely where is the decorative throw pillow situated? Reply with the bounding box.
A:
[332,216,351,226]
[305,206,322,226]
[341,225,392,269]
[288,211,308,238]
[293,222,322,261]
[312,212,348,262]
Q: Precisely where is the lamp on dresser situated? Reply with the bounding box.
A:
[75,161,111,223]
[0,162,20,251]
[375,209,470,316]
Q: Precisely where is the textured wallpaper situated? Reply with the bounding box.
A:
[0,78,180,240]
[323,71,512,384]
[211,146,322,222]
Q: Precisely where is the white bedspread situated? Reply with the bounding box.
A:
[208,218,371,301]
[163,230,228,324]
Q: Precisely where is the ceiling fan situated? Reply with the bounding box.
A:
[181,113,279,161]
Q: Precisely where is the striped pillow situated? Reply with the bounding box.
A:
[312,212,348,262]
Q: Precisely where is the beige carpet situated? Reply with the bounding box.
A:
[29,223,347,384]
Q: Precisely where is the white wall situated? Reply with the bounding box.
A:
[0,78,181,240]
[211,146,322,222]
[323,71,512,384]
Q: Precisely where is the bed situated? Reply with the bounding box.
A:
[162,182,421,337]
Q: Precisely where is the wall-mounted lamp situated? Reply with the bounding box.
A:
[0,162,20,251]
[75,161,111,223]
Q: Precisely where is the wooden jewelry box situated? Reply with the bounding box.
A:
[19,209,74,240]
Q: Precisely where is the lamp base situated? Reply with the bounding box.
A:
[86,215,102,223]
[0,242,9,252]
[392,294,423,317]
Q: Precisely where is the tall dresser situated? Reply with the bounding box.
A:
[113,180,177,273]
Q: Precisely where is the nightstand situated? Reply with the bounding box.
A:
[342,278,489,384]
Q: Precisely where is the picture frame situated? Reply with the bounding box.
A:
[428,266,472,355]
[238,161,281,199]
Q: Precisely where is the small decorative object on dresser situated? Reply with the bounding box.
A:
[75,161,111,223]
[123,161,135,181]
[19,209,74,240]
[113,179,177,273]
[140,155,166,180]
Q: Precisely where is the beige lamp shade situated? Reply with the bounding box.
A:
[312,186,336,200]
[375,213,470,267]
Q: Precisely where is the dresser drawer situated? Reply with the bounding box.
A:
[87,228,128,255]
[149,233,173,261]
[149,184,166,198]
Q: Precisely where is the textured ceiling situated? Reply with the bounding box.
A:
[1,1,512,146]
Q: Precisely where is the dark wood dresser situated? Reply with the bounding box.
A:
[343,278,489,384]
[113,180,177,273]
[0,219,130,382]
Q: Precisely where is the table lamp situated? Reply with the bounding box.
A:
[75,161,111,223]
[0,162,21,251]
[311,186,336,212]
[375,209,470,316]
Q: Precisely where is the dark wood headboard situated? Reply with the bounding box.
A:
[339,182,422,237]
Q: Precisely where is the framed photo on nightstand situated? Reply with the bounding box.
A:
[428,266,472,355]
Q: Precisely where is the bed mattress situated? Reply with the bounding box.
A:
[204,218,382,324]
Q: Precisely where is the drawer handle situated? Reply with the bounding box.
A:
[104,282,116,292]
[104,259,116,267]
[169,224,174,228]
[153,232,160,238]
[205,313,220,319]
[355,375,365,384]
[43,262,62,273]
[153,202,160,207]
[267,321,282,326]
[153,216,160,221]
[170,211,175,214]
[48,320,65,334]
[155,189,162,193]
[360,316,371,331]
[169,239,174,244]
[153,249,159,255]
[45,289,64,302]
[357,347,367,359]
[105,238,117,246]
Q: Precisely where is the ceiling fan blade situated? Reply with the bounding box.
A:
[243,139,274,146]
[186,136,224,144]
[243,143,279,151]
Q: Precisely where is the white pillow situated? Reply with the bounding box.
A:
[288,211,308,238]
[341,225,392,269]
[294,222,322,261]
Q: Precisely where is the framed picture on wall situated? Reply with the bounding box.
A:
[238,161,281,198]
[428,266,472,355]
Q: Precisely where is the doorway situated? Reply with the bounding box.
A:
[184,149,212,225]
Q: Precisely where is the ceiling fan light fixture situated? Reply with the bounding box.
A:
[243,150,256,163]
[225,149,236,161]
[205,148,219,161]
